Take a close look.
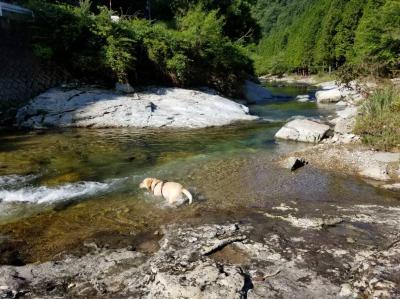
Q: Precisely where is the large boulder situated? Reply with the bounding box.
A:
[16,87,258,129]
[243,80,273,104]
[316,82,364,104]
[315,88,342,103]
[275,119,330,143]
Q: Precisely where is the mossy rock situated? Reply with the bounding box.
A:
[41,172,82,187]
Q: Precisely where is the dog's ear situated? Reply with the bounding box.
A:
[145,178,153,190]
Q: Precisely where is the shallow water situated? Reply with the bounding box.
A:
[0,84,399,263]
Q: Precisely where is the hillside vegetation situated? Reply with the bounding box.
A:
[20,0,400,94]
[252,0,400,77]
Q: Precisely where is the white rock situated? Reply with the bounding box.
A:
[359,165,391,181]
[296,95,311,102]
[371,152,400,163]
[336,107,358,119]
[335,101,348,107]
[339,283,354,297]
[381,183,400,191]
[275,119,330,143]
[316,82,364,104]
[17,87,258,129]
[316,88,342,103]
[243,80,273,103]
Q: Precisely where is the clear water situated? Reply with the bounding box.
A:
[0,84,398,263]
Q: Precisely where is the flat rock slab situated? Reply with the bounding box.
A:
[16,87,258,129]
[275,119,330,143]
[288,144,400,183]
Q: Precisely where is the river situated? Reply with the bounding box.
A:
[0,83,399,263]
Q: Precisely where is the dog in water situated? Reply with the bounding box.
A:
[139,178,193,205]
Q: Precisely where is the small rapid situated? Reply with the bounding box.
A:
[0,175,127,204]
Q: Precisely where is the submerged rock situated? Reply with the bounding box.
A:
[296,95,311,102]
[275,119,330,143]
[16,87,258,129]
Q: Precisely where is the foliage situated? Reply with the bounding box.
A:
[354,86,400,151]
[25,0,254,96]
[351,0,400,76]
[252,0,399,76]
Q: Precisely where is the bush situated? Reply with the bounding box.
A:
[354,86,400,151]
[25,0,254,96]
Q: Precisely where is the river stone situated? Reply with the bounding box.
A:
[115,82,135,94]
[275,119,330,143]
[281,157,308,171]
[16,87,258,129]
[316,88,342,103]
[296,95,311,102]
[243,80,273,104]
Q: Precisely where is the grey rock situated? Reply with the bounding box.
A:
[275,119,330,143]
[334,117,356,135]
[16,87,258,129]
[324,133,361,144]
[115,82,135,94]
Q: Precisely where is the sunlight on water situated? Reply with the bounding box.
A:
[0,84,398,263]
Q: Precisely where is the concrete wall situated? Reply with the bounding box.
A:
[0,19,67,125]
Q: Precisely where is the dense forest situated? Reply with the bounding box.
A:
[21,0,400,96]
[252,0,400,76]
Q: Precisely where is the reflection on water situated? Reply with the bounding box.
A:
[0,85,399,263]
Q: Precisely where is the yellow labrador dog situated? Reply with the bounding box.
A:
[139,178,193,205]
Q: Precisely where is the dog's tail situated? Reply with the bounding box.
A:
[182,188,193,204]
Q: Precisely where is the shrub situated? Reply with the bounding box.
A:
[25,0,254,96]
[354,86,400,151]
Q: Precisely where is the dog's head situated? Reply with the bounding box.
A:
[139,178,154,190]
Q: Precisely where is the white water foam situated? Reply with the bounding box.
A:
[0,174,38,187]
[0,181,112,204]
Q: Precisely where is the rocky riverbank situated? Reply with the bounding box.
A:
[2,209,400,299]
[15,86,259,129]
[275,78,400,188]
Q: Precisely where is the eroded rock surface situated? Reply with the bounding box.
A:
[283,144,400,184]
[2,203,400,299]
[16,87,258,129]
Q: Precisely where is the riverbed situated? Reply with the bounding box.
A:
[0,84,399,264]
